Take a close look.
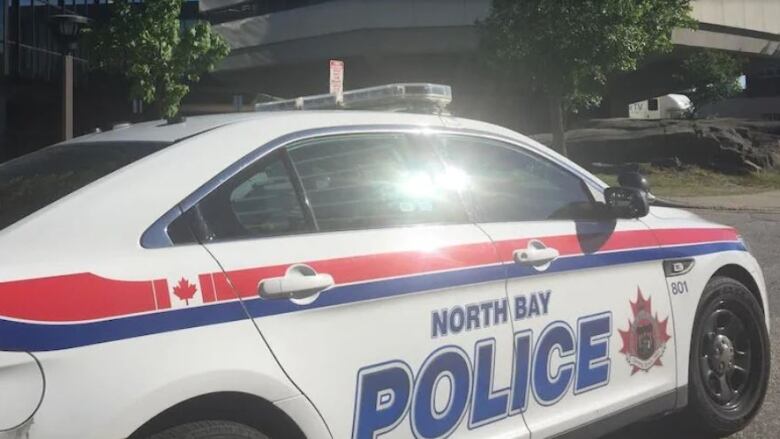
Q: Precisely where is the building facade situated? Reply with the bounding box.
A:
[199,0,780,129]
[0,1,105,160]
[0,1,199,161]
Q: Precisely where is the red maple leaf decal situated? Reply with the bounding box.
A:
[619,287,672,374]
[172,278,197,305]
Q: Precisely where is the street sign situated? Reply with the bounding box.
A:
[329,60,344,97]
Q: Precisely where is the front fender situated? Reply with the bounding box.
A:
[669,250,768,395]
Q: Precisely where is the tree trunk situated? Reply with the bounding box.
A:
[549,95,567,157]
[152,92,164,121]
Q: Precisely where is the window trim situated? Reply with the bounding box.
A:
[281,148,319,232]
[141,125,606,249]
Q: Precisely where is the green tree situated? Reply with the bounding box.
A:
[677,49,745,113]
[480,0,695,156]
[87,0,230,119]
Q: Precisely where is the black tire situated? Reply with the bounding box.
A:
[147,421,269,439]
[685,276,770,437]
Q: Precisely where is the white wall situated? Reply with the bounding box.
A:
[691,0,780,35]
[673,0,780,56]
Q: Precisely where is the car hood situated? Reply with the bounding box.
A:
[649,205,707,221]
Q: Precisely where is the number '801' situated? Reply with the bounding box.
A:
[671,280,688,295]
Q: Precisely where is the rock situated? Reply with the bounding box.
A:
[650,156,683,169]
[771,150,780,168]
[743,159,763,173]
[590,162,644,174]
[532,118,780,174]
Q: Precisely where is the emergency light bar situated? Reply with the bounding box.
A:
[254,83,452,114]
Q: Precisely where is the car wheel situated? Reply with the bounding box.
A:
[147,421,269,439]
[686,276,770,437]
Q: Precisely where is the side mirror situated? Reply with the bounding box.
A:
[605,187,650,218]
[617,171,650,192]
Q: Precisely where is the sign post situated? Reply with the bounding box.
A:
[329,60,344,103]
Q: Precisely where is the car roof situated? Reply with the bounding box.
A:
[73,110,504,144]
[70,113,274,144]
[66,110,533,145]
[64,109,601,189]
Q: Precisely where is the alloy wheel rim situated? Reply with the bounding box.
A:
[698,301,757,410]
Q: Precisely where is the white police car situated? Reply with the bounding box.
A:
[0,84,770,439]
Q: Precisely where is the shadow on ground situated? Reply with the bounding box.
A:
[603,420,717,439]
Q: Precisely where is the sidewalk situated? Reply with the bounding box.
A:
[659,190,780,213]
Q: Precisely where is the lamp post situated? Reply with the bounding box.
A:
[49,14,89,141]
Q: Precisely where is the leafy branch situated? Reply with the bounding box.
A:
[480,0,696,155]
[86,0,230,119]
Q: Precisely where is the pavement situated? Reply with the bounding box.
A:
[605,208,780,438]
[660,190,780,213]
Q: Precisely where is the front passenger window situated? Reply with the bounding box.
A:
[437,136,593,222]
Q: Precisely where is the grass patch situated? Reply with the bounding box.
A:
[595,167,780,198]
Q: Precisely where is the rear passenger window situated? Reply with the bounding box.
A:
[186,152,311,242]
[436,136,592,222]
[287,134,467,232]
[228,158,306,236]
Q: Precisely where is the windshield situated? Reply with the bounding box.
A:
[0,141,170,231]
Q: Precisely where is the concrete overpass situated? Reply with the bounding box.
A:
[676,0,780,56]
[196,0,780,128]
[206,0,779,71]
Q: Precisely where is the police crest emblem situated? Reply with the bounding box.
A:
[619,288,672,374]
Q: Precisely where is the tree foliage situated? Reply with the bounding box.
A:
[677,49,745,112]
[480,0,695,155]
[87,0,230,119]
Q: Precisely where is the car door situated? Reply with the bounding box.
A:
[433,133,676,438]
[182,131,530,439]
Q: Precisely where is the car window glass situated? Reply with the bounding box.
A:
[229,158,306,235]
[188,152,310,242]
[436,136,592,222]
[287,133,467,232]
[0,141,170,232]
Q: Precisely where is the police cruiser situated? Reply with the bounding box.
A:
[0,84,770,439]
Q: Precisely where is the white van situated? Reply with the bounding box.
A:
[629,94,692,120]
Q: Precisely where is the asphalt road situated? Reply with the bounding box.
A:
[606,209,780,439]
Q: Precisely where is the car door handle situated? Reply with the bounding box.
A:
[258,264,334,301]
[513,239,560,267]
